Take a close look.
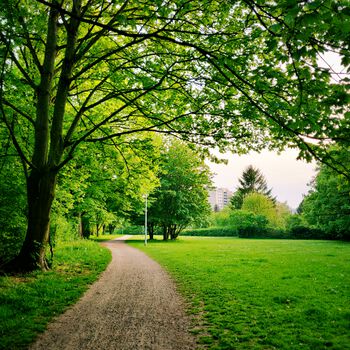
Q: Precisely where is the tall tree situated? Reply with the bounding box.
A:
[241,192,291,228]
[53,134,160,238]
[301,147,350,240]
[147,139,212,240]
[0,0,349,271]
[231,166,274,209]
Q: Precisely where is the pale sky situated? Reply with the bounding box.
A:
[207,52,343,210]
[208,149,317,209]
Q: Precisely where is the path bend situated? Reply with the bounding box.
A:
[30,237,197,350]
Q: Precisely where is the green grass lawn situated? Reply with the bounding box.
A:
[129,237,350,350]
[89,233,124,242]
[0,240,111,350]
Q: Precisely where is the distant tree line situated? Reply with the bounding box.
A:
[186,155,350,241]
[1,0,349,271]
[0,137,211,266]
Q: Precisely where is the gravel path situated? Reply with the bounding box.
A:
[30,236,197,350]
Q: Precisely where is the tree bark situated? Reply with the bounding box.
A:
[77,212,83,238]
[108,224,115,235]
[6,169,57,271]
[81,215,91,239]
[148,223,154,240]
[163,226,169,241]
[4,2,82,273]
[96,224,100,237]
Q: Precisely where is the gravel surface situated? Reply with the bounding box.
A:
[30,236,197,350]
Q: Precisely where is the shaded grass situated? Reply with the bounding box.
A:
[0,240,111,350]
[129,237,350,350]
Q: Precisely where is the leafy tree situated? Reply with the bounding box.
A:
[241,192,276,222]
[301,148,350,240]
[55,136,160,239]
[231,166,274,209]
[210,206,232,227]
[227,210,270,238]
[275,202,292,229]
[242,192,292,228]
[147,139,211,240]
[0,0,349,271]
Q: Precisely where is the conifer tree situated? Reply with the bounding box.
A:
[231,166,274,209]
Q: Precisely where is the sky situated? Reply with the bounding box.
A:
[207,149,317,210]
[207,52,344,210]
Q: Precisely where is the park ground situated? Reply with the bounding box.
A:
[1,236,349,349]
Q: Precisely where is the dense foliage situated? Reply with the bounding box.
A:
[230,166,274,209]
[301,148,350,240]
[146,139,212,240]
[0,0,349,270]
[0,149,27,265]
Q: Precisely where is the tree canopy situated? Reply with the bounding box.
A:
[301,147,350,240]
[147,139,212,240]
[1,1,349,170]
[231,165,274,209]
[0,0,349,271]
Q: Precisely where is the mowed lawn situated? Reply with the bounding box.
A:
[0,240,111,350]
[129,237,350,350]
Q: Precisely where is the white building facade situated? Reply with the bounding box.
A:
[208,187,233,211]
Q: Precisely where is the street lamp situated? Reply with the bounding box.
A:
[144,194,148,246]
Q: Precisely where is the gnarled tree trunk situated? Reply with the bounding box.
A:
[7,169,57,271]
[4,1,81,272]
[148,223,154,240]
[163,225,169,241]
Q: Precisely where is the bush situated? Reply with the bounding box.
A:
[182,227,238,237]
[288,226,328,240]
[229,210,269,231]
[50,214,79,243]
[286,215,329,240]
[210,207,232,227]
[238,226,287,239]
[0,228,26,266]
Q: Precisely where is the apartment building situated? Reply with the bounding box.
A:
[208,187,233,211]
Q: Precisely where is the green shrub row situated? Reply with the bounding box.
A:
[182,226,330,240]
[182,227,238,237]
[114,226,144,235]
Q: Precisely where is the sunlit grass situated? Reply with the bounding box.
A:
[129,237,350,350]
[89,233,124,242]
[0,240,111,350]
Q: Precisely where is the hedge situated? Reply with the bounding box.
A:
[182,227,238,237]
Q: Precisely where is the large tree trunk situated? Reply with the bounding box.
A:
[148,223,154,240]
[77,212,83,238]
[1,1,82,274]
[108,224,116,235]
[2,5,60,273]
[7,169,57,271]
[163,225,169,241]
[81,215,91,239]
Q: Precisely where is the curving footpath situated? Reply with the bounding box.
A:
[30,236,197,350]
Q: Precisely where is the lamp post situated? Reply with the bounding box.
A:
[144,194,148,246]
